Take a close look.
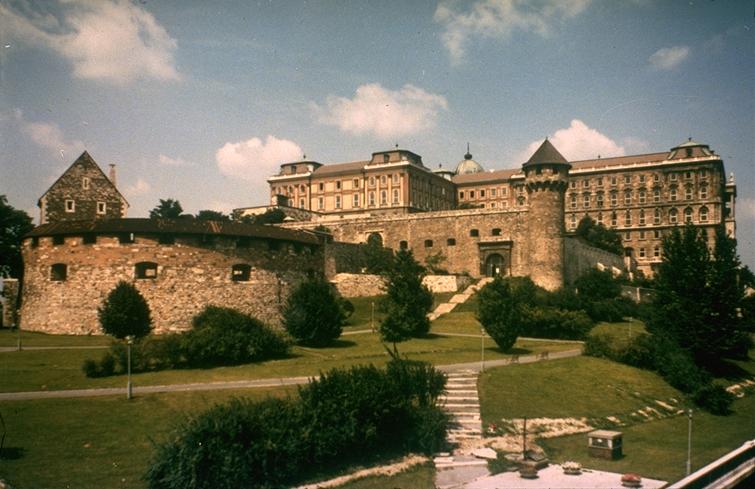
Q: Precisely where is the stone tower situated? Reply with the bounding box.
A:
[522,139,571,290]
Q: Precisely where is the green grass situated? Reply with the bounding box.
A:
[338,462,436,489]
[590,319,648,348]
[541,394,755,483]
[1,331,576,393]
[0,387,295,489]
[479,356,684,422]
[0,328,111,347]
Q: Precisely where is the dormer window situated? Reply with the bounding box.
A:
[65,199,75,212]
[383,154,389,163]
[290,165,297,174]
[82,177,90,189]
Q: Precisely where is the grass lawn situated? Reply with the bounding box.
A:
[0,387,295,489]
[0,331,576,393]
[338,462,436,489]
[541,394,755,483]
[589,319,648,348]
[0,328,111,348]
[479,356,684,422]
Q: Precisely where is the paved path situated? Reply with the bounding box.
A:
[0,345,109,352]
[0,348,582,401]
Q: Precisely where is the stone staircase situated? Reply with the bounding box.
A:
[428,277,493,321]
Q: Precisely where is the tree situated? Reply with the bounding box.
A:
[648,225,751,368]
[574,268,621,302]
[364,234,393,274]
[283,277,345,346]
[575,216,623,255]
[0,195,34,280]
[379,250,433,348]
[476,277,522,351]
[255,208,285,225]
[149,199,184,219]
[98,281,152,339]
[195,209,229,221]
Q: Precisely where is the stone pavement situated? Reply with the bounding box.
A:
[428,277,493,321]
[464,464,666,488]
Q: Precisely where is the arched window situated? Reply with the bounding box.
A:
[469,229,479,237]
[684,207,693,223]
[491,228,501,236]
[699,206,709,222]
[624,190,632,205]
[639,209,646,226]
[624,210,632,226]
[380,190,387,205]
[669,208,678,224]
[50,263,67,281]
[135,261,158,279]
[231,264,251,282]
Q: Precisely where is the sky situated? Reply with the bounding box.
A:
[1,0,753,267]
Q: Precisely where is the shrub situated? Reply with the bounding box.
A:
[98,281,152,339]
[184,306,288,367]
[692,384,734,415]
[520,306,594,340]
[146,360,448,489]
[283,278,345,346]
[575,268,622,301]
[583,332,616,359]
[81,352,117,378]
[656,346,711,393]
[586,299,625,322]
[477,278,521,351]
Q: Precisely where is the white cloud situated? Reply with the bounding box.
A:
[520,119,625,162]
[158,154,190,167]
[215,135,303,181]
[12,109,85,159]
[0,0,180,85]
[125,178,151,196]
[312,83,448,139]
[648,45,690,70]
[434,0,591,64]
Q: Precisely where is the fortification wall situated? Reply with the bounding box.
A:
[1,278,20,327]
[286,208,531,279]
[331,273,473,298]
[564,237,625,284]
[20,235,321,335]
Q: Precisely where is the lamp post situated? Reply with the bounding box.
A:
[480,326,485,372]
[126,335,134,400]
[686,409,693,476]
[16,309,22,352]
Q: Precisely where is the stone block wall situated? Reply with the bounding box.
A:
[564,237,626,284]
[1,278,20,327]
[324,241,368,277]
[20,234,322,334]
[331,273,472,298]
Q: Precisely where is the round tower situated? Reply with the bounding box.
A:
[521,139,571,290]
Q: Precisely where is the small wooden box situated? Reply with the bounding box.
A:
[588,430,623,460]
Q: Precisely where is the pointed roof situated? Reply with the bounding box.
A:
[38,151,129,207]
[523,139,569,167]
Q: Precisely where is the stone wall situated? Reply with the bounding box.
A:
[330,273,472,297]
[285,207,531,280]
[324,241,368,277]
[20,234,322,334]
[564,237,626,284]
[1,278,19,327]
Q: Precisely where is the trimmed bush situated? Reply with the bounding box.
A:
[98,281,152,339]
[146,360,448,489]
[283,278,345,346]
[477,278,521,351]
[184,306,288,367]
[520,306,594,340]
[692,384,734,415]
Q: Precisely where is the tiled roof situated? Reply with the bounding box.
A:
[452,168,520,184]
[25,218,320,244]
[569,152,669,170]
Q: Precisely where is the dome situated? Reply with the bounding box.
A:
[454,147,484,175]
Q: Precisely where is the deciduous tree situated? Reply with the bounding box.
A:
[379,250,433,347]
[99,281,152,339]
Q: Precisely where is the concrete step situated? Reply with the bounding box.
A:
[433,303,457,315]
[449,294,470,304]
[444,403,480,409]
[444,389,478,394]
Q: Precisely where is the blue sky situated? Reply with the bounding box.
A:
[1,0,753,267]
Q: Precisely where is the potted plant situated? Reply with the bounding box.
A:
[518,461,538,479]
[621,472,642,488]
[562,461,582,475]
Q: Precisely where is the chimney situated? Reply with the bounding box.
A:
[109,164,116,186]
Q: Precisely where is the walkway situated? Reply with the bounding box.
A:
[428,277,493,321]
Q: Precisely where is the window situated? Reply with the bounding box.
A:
[335,195,341,209]
[685,186,693,200]
[353,194,360,207]
[654,208,661,224]
[654,230,661,239]
[639,175,646,184]
[624,175,631,184]
[491,228,501,236]
[490,188,497,197]
[318,182,324,192]
[654,246,661,258]
[424,239,433,248]
[684,207,693,223]
[610,192,617,207]
[318,197,324,210]
[639,230,646,240]
[52,235,65,245]
[490,202,496,208]
[65,199,75,212]
[597,212,604,225]
[231,264,251,282]
[700,185,708,199]
[135,261,158,279]
[670,173,678,181]
[685,171,693,180]
[624,191,632,205]
[380,175,387,185]
[699,206,709,222]
[501,187,508,196]
[670,187,677,201]
[299,198,305,209]
[50,263,67,281]
[470,229,479,237]
[653,189,661,203]
[639,247,646,259]
[392,174,400,184]
[624,232,631,241]
[570,214,577,230]
[97,202,106,214]
[369,176,376,187]
[119,233,135,244]
[638,190,646,204]
[597,177,603,187]
[399,240,408,250]
[336,181,341,190]
[383,154,389,163]
[480,190,485,198]
[611,212,618,227]
[610,176,617,186]
[639,209,646,226]
[353,178,360,189]
[669,208,678,224]
[583,179,589,188]
[368,192,375,206]
[653,173,660,183]
[470,190,475,199]
[596,193,604,208]
[583,193,590,208]
[447,238,456,246]
[392,189,399,204]
[624,210,632,226]
[82,233,96,244]
[380,190,387,205]
[570,181,576,189]
[459,191,465,200]
[570,194,577,209]
[82,177,90,189]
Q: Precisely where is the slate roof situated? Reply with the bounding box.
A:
[569,152,671,170]
[25,218,320,244]
[452,168,520,184]
[523,139,569,167]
